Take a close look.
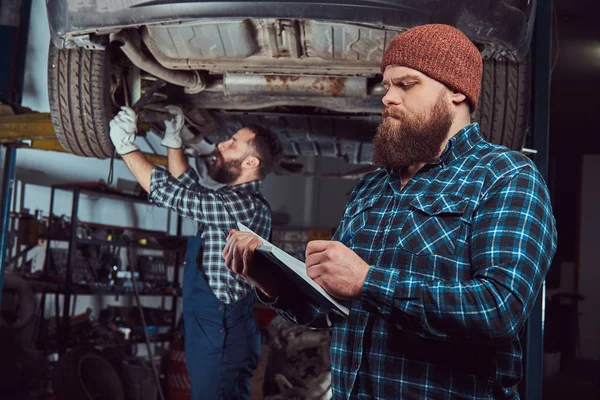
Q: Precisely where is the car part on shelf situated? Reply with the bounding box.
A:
[137,256,168,286]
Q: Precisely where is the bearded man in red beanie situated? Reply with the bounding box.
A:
[224,24,556,399]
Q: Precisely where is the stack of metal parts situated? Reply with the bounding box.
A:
[264,316,332,400]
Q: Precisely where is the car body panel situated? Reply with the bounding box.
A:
[48,0,536,61]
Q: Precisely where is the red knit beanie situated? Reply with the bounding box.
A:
[381,24,483,111]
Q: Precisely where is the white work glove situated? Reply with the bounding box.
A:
[161,105,185,149]
[109,106,139,155]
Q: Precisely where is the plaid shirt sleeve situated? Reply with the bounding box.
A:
[148,166,256,223]
[361,163,557,344]
[175,167,202,189]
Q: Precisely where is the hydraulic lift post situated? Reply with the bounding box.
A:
[0,0,31,308]
[520,0,553,399]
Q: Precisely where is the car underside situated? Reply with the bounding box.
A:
[46,0,536,168]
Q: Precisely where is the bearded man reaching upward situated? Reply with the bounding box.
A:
[223,24,557,399]
[108,106,282,399]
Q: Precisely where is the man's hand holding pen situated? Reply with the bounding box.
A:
[305,240,371,300]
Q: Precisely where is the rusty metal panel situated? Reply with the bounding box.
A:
[143,19,385,74]
[223,74,367,98]
[145,19,259,60]
[304,21,398,63]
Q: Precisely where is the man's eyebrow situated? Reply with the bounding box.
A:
[382,74,421,87]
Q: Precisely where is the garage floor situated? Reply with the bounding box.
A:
[543,361,600,400]
[544,376,599,400]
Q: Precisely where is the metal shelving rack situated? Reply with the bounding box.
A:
[39,183,186,356]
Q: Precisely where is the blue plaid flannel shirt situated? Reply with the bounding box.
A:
[149,166,271,304]
[260,123,557,399]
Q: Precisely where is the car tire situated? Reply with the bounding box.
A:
[52,347,125,400]
[48,45,115,158]
[475,57,531,151]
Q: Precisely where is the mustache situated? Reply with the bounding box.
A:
[382,107,404,119]
[200,149,222,166]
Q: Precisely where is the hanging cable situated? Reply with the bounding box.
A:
[127,247,166,400]
[107,78,130,186]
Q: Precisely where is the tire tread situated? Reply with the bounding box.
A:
[48,45,114,158]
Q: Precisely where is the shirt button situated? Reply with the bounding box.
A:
[218,305,224,310]
[219,328,225,333]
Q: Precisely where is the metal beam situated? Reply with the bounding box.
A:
[0,112,56,142]
[0,111,168,166]
[0,146,17,308]
[14,138,168,167]
[1,0,31,307]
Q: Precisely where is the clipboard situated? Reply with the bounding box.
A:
[237,222,349,318]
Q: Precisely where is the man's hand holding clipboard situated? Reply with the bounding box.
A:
[221,227,280,300]
[223,223,372,318]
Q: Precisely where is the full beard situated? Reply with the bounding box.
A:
[205,150,243,184]
[372,91,455,169]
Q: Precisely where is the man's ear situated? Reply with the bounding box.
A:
[243,155,260,170]
[451,91,467,105]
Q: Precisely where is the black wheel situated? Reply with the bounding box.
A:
[475,57,531,150]
[48,45,116,158]
[52,347,125,400]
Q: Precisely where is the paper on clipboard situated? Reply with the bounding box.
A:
[237,222,349,317]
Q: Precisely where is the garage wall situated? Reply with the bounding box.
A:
[313,158,359,230]
[265,156,358,230]
[577,154,600,361]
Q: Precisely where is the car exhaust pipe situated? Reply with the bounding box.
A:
[109,30,206,94]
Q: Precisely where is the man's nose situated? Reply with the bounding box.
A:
[382,88,402,107]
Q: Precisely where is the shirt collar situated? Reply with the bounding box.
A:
[435,122,484,167]
[223,179,263,194]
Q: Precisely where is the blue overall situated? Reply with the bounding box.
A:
[182,233,260,400]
